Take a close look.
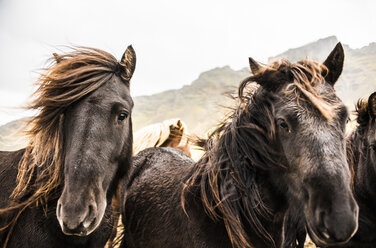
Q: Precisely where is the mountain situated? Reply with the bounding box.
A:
[1,36,376,151]
[0,118,28,151]
[269,36,341,63]
[132,66,249,134]
[269,36,376,108]
[134,36,376,134]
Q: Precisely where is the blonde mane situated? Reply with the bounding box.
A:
[133,119,189,154]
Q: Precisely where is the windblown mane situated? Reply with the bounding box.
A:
[0,47,125,232]
[182,59,338,248]
[355,98,371,129]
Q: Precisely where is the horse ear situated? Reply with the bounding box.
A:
[322,42,344,86]
[176,119,182,127]
[120,45,136,81]
[249,57,263,75]
[52,53,63,64]
[368,92,376,119]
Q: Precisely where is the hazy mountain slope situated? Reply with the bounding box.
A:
[0,118,28,151]
[132,66,249,134]
[269,36,341,63]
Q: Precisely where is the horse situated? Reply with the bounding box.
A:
[133,118,191,156]
[324,92,376,248]
[106,118,191,247]
[0,45,136,248]
[120,43,358,248]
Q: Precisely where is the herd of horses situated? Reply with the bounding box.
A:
[0,43,375,248]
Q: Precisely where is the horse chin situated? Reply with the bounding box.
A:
[305,220,353,247]
[59,216,101,237]
[60,216,102,237]
[57,200,107,237]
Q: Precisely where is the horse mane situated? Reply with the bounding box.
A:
[0,47,126,231]
[355,98,370,128]
[182,59,338,248]
[346,98,371,184]
[133,119,189,154]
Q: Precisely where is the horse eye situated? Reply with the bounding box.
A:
[118,112,128,122]
[277,118,290,132]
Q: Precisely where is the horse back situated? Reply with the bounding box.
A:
[0,149,25,244]
[121,147,231,248]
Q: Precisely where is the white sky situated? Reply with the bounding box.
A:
[0,0,375,125]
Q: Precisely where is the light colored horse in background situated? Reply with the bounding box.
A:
[133,118,191,156]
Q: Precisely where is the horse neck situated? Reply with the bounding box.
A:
[196,152,290,248]
[193,109,290,247]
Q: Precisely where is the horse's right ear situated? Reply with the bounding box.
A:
[120,45,136,81]
[322,42,344,86]
[249,57,262,75]
[53,53,63,64]
[368,92,376,119]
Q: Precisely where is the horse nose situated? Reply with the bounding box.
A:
[57,201,97,236]
[317,198,359,243]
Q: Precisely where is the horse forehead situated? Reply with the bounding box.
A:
[283,90,340,121]
[90,77,131,103]
[299,119,340,139]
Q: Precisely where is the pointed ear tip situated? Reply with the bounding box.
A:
[369,92,376,101]
[335,42,344,52]
[127,45,135,51]
[248,57,260,67]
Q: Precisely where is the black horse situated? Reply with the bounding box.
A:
[0,46,136,247]
[120,43,358,248]
[326,92,376,248]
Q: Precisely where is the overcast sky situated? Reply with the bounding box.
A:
[0,0,375,125]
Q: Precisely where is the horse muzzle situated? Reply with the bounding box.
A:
[56,191,106,236]
[305,194,359,247]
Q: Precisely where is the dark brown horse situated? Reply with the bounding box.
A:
[120,43,358,248]
[325,92,376,248]
[0,46,136,247]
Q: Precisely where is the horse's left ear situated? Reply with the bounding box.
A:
[368,92,376,118]
[322,42,344,86]
[120,45,136,81]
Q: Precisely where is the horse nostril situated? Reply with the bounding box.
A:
[88,204,93,218]
[318,209,332,240]
[83,204,96,229]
